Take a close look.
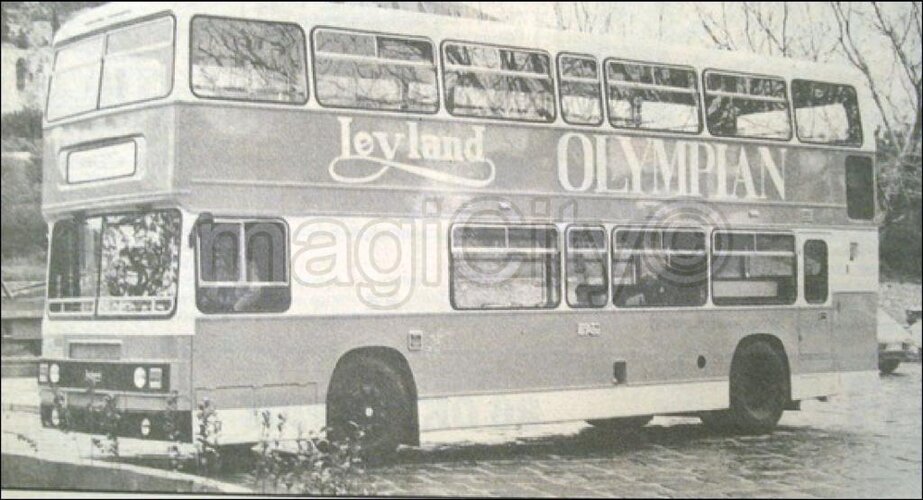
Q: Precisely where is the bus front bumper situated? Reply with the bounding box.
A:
[39,400,192,442]
[37,359,193,442]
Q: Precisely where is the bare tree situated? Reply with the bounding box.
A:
[696,2,839,60]
[830,2,922,218]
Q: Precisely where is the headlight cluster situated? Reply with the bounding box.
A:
[132,366,163,389]
[38,362,60,384]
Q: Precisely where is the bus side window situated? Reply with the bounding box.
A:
[711,232,797,306]
[443,42,556,123]
[804,240,828,304]
[313,28,438,113]
[612,229,707,308]
[197,219,290,313]
[450,225,560,309]
[566,227,608,308]
[558,54,602,126]
[190,16,308,104]
[606,60,701,134]
[845,156,875,221]
[792,80,862,147]
[704,71,791,140]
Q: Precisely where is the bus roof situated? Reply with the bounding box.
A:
[56,2,868,91]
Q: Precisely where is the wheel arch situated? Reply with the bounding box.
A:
[732,333,793,404]
[327,346,420,446]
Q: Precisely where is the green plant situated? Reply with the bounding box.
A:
[164,390,184,472]
[84,380,121,457]
[252,412,373,495]
[195,397,222,475]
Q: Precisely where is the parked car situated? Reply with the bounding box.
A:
[877,308,914,374]
[908,319,922,362]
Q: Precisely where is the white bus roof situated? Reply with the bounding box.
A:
[56,1,869,92]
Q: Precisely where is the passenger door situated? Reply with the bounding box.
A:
[798,237,834,372]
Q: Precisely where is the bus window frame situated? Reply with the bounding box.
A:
[189,14,309,106]
[448,222,562,311]
[610,226,709,309]
[194,215,292,314]
[845,155,877,222]
[64,136,139,185]
[556,52,604,127]
[310,25,440,115]
[440,39,558,124]
[702,68,794,142]
[603,57,704,135]
[46,208,183,321]
[45,12,177,123]
[802,238,830,305]
[565,224,609,308]
[791,78,863,148]
[710,229,798,306]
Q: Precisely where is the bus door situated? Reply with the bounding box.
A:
[797,235,834,372]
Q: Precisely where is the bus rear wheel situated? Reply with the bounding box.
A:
[587,416,653,433]
[326,356,412,461]
[702,341,787,434]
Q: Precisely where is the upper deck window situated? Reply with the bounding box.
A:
[47,16,175,121]
[443,42,555,122]
[313,28,437,113]
[792,80,862,146]
[845,156,875,220]
[558,54,602,125]
[191,16,307,104]
[704,71,791,140]
[606,60,701,133]
[100,17,174,108]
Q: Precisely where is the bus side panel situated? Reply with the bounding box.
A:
[190,309,798,440]
[832,292,878,372]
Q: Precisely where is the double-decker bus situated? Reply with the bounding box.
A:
[38,2,879,454]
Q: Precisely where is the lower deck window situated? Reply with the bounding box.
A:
[450,225,560,309]
[196,219,290,313]
[566,227,608,307]
[612,229,707,307]
[711,232,796,305]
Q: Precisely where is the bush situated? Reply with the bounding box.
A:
[0,154,45,261]
[253,412,373,495]
[1,109,43,141]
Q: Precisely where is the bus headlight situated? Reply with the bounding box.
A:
[39,363,49,383]
[50,407,61,427]
[133,367,147,389]
[140,417,151,437]
[49,363,60,384]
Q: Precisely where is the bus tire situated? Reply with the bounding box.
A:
[587,416,653,433]
[726,341,788,434]
[879,359,900,374]
[326,356,412,460]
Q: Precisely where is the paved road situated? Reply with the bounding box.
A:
[350,364,921,498]
[3,364,921,497]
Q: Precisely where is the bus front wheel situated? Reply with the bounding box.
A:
[326,356,412,460]
[702,341,788,434]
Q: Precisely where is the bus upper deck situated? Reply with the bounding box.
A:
[43,2,876,228]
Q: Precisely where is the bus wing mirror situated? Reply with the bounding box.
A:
[188,212,214,248]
